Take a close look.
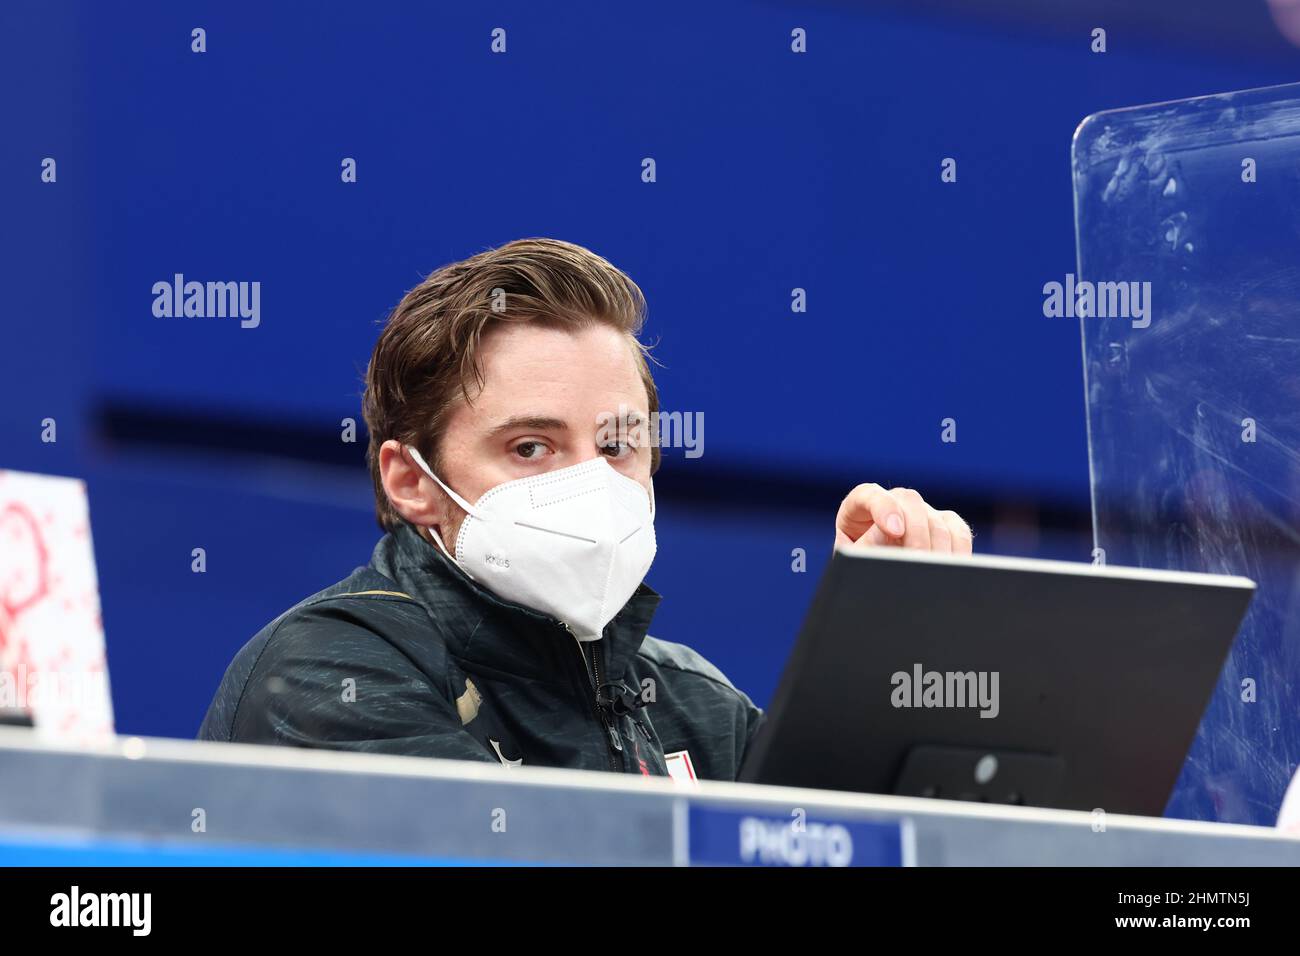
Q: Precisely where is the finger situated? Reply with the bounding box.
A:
[842,523,900,551]
[940,510,973,555]
[864,524,899,547]
[891,488,931,551]
[835,483,906,546]
[927,507,953,554]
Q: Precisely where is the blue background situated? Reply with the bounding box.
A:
[3,0,1299,823]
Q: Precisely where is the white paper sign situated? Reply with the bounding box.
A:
[0,469,114,742]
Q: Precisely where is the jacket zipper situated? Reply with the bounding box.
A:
[588,635,654,753]
[564,623,623,771]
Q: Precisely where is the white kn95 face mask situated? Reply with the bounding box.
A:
[405,446,657,641]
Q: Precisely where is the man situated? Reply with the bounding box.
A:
[198,238,972,780]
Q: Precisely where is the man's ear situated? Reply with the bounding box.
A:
[378,440,444,529]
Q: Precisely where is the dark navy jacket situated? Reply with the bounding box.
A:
[199,522,765,781]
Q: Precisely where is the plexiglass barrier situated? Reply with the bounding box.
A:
[1074,82,1300,825]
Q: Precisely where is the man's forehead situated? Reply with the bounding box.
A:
[452,322,650,424]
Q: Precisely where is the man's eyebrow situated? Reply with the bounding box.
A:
[488,415,570,436]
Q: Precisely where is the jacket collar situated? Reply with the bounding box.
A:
[370,521,662,685]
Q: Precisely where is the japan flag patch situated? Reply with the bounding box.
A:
[663,750,699,789]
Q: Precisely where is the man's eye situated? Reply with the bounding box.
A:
[600,442,631,459]
[515,441,545,459]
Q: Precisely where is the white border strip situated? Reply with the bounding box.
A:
[833,544,1255,590]
[671,798,689,867]
[900,817,918,868]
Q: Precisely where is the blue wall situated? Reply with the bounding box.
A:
[3,1,1298,820]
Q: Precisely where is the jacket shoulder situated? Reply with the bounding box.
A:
[284,566,422,613]
[197,566,449,744]
[636,635,746,695]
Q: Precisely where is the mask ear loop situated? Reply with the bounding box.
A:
[405,445,480,571]
[406,446,479,516]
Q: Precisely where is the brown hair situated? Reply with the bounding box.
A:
[362,237,660,531]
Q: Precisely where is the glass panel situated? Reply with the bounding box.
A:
[1074,82,1300,825]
